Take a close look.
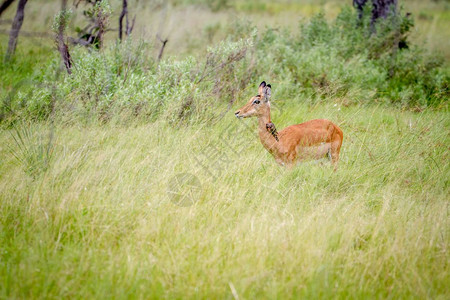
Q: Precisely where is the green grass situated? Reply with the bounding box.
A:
[1,103,448,298]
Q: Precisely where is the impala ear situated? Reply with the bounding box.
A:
[263,84,271,102]
[258,81,266,95]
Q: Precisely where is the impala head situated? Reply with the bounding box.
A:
[235,81,272,118]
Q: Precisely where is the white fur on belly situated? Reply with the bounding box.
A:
[297,142,331,160]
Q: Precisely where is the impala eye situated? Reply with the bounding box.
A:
[253,99,260,105]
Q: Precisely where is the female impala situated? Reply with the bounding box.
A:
[234,81,343,169]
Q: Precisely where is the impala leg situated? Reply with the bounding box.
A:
[330,140,341,171]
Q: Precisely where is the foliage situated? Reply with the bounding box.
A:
[1,36,254,125]
[51,9,73,33]
[256,6,449,108]
[2,3,448,126]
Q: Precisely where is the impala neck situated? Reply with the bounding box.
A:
[257,106,280,153]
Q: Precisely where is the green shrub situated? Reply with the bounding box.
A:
[1,3,448,125]
[255,5,449,108]
[0,36,254,125]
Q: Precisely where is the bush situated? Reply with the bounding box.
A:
[1,4,448,125]
[1,36,254,125]
[255,5,449,108]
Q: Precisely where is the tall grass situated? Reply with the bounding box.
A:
[7,121,55,178]
[0,104,448,298]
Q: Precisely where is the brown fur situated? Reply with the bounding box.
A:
[235,82,343,169]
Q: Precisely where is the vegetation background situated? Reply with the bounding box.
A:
[0,0,449,298]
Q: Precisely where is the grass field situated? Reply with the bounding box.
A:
[1,103,448,298]
[1,0,449,299]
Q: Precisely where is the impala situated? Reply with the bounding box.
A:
[234,81,343,169]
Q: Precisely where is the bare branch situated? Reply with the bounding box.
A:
[156,34,168,62]
[127,15,135,36]
[155,2,170,62]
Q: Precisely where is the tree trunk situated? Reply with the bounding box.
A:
[119,0,134,41]
[353,0,397,23]
[57,0,72,74]
[96,9,105,49]
[5,0,27,61]
[0,0,16,17]
[119,0,127,41]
